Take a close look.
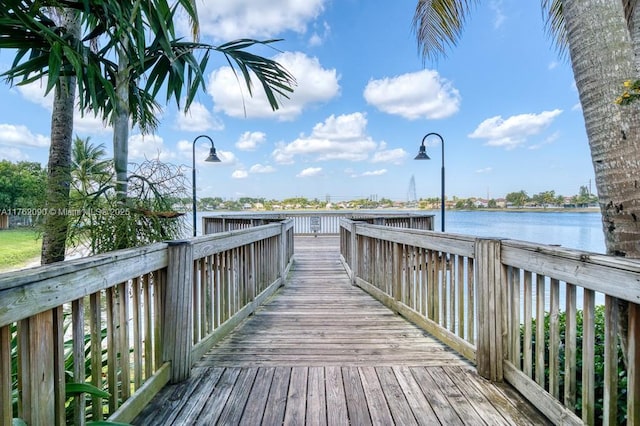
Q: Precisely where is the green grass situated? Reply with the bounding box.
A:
[0,228,41,270]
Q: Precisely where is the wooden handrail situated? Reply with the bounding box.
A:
[0,220,294,425]
[339,217,640,425]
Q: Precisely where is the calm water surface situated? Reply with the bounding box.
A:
[197,210,606,254]
[440,210,605,253]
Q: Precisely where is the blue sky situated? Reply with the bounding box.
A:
[0,0,594,202]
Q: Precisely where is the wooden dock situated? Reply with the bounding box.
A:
[134,236,547,425]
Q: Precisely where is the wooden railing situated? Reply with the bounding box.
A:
[340,219,640,425]
[204,211,434,235]
[0,220,294,425]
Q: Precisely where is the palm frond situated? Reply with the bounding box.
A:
[215,39,296,111]
[541,0,567,59]
[412,0,479,62]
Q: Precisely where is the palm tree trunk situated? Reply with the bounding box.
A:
[113,43,130,205]
[564,0,640,258]
[112,42,131,249]
[41,9,80,265]
[563,0,640,374]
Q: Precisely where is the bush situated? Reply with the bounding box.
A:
[524,305,627,423]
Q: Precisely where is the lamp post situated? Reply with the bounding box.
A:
[192,135,221,237]
[414,132,445,232]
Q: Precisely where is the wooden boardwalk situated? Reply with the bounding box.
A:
[134,236,547,425]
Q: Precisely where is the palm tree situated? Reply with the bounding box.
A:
[412,0,640,260]
[39,8,80,264]
[413,4,640,419]
[1,0,295,255]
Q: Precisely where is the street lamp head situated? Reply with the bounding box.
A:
[414,132,445,232]
[205,146,221,162]
[192,134,221,237]
[414,143,430,160]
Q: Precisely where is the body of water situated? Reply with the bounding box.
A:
[196,210,606,254]
[441,210,605,253]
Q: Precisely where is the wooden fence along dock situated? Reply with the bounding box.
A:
[1,212,640,425]
[134,236,544,425]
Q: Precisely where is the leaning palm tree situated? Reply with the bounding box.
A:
[413,3,640,423]
[412,0,640,260]
[1,0,295,255]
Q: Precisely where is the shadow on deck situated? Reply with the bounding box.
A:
[134,236,548,425]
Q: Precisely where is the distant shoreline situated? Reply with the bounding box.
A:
[203,207,601,214]
[461,207,600,213]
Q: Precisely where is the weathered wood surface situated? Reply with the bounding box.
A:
[134,236,547,425]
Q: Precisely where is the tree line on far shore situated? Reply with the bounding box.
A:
[0,158,599,215]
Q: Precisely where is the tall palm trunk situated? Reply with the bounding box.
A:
[563,0,640,373]
[41,9,80,264]
[564,0,640,258]
[112,42,131,249]
[113,43,129,205]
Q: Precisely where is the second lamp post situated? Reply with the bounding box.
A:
[192,135,221,237]
[415,132,445,232]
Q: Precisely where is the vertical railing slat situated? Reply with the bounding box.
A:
[72,298,86,426]
[467,257,474,345]
[603,295,619,425]
[143,274,153,381]
[118,281,130,401]
[510,267,521,367]
[627,302,640,424]
[106,287,117,412]
[0,325,11,425]
[549,278,560,399]
[582,289,596,425]
[535,274,546,388]
[457,255,464,339]
[564,283,577,411]
[132,278,142,390]
[90,292,103,421]
[523,271,533,377]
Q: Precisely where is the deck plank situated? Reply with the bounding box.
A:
[133,236,549,425]
[306,366,327,426]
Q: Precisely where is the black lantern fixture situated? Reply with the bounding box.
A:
[415,132,445,232]
[192,135,221,237]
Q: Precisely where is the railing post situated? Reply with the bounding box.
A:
[475,238,505,381]
[163,240,194,383]
[280,222,287,279]
[350,221,358,285]
[18,309,60,425]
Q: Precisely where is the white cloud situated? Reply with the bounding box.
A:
[175,101,224,132]
[232,169,249,179]
[361,169,387,176]
[272,112,378,164]
[370,148,407,165]
[309,21,331,46]
[475,167,493,174]
[236,131,267,151]
[297,167,322,177]
[364,70,460,120]
[15,82,53,109]
[195,0,325,40]
[0,124,49,148]
[129,134,175,161]
[74,113,111,135]
[468,109,563,149]
[489,0,506,29]
[249,164,276,173]
[15,80,112,134]
[529,131,560,150]
[208,51,340,121]
[548,61,559,70]
[0,147,30,161]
